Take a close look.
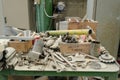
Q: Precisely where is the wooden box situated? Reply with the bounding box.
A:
[59,42,91,55]
[67,17,80,30]
[79,20,98,39]
[79,20,98,33]
[68,22,79,30]
[8,40,32,53]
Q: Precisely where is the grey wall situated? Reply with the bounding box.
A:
[56,0,87,18]
[87,0,95,19]
[3,0,33,30]
[96,0,120,58]
[0,0,4,35]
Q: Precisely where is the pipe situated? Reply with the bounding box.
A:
[35,2,41,32]
[46,29,92,36]
[40,0,44,32]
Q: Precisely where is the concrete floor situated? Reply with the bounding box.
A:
[35,76,48,80]
[9,76,120,80]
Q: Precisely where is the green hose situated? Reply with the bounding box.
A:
[36,3,41,32]
[36,0,53,32]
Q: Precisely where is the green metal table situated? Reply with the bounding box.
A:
[0,63,119,80]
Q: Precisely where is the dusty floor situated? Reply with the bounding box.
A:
[8,76,120,80]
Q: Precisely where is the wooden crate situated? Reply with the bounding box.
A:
[79,20,98,39]
[79,20,98,33]
[8,76,34,80]
[67,19,97,39]
[68,22,79,30]
[67,17,80,30]
[8,40,32,53]
[59,42,91,55]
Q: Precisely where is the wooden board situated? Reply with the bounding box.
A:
[59,42,91,55]
[8,40,32,53]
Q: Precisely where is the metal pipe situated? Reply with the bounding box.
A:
[46,29,92,36]
[35,2,41,32]
[35,0,52,32]
[39,0,44,32]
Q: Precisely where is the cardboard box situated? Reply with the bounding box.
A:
[68,19,97,39]
[68,22,79,30]
[67,17,80,30]
[59,42,91,55]
[79,20,98,33]
[8,40,32,53]
[79,20,98,39]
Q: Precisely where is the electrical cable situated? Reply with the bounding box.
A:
[44,8,57,18]
[44,1,57,18]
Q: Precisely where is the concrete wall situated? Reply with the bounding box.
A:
[86,0,95,19]
[3,0,30,29]
[96,0,120,58]
[57,0,87,18]
[0,0,4,35]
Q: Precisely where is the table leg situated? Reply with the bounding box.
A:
[0,75,8,80]
[104,77,109,80]
[108,73,118,80]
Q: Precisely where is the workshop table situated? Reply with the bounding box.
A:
[0,63,119,80]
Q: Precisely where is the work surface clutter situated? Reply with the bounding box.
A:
[0,29,118,73]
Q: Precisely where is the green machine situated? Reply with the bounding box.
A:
[35,0,53,32]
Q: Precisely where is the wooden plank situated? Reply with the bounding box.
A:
[59,42,91,55]
[8,40,32,53]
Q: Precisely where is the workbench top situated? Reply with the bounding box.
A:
[14,61,119,72]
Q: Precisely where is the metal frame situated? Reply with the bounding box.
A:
[0,69,119,80]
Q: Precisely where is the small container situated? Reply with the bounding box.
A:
[24,30,31,37]
[90,41,100,57]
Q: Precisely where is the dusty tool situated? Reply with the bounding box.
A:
[3,47,18,68]
[42,54,50,63]
[56,52,76,70]
[38,54,51,71]
[43,48,63,61]
[76,59,99,68]
[99,46,115,63]
[0,44,4,60]
[88,61,107,69]
[53,53,64,62]
[28,51,41,61]
[56,62,66,72]
[67,53,99,68]
[67,54,85,62]
[50,36,62,49]
[45,39,55,47]
[62,34,78,43]
[40,60,51,71]
[99,53,115,63]
[18,60,24,66]
[5,47,16,59]
[67,53,98,63]
[47,50,61,71]
[80,60,90,68]
[42,36,52,41]
[35,53,50,70]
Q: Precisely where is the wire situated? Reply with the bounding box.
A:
[44,8,57,18]
[43,1,57,18]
